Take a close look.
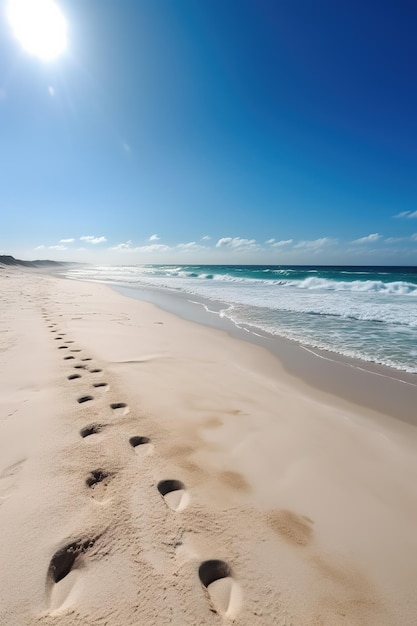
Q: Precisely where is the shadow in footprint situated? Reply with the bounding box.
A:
[47,537,100,610]
[130,436,153,456]
[86,469,110,488]
[64,356,75,360]
[68,374,81,381]
[110,402,129,416]
[77,395,94,404]
[49,538,96,584]
[74,365,86,370]
[90,368,102,374]
[58,346,68,350]
[86,469,113,501]
[70,349,82,353]
[93,382,109,391]
[198,560,242,617]
[80,424,105,438]
[81,358,92,362]
[157,479,189,511]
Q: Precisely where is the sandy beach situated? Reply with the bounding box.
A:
[1,266,417,626]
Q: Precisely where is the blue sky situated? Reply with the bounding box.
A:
[1,0,416,264]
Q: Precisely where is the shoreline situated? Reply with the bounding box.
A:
[59,263,417,379]
[2,266,417,625]
[112,282,417,426]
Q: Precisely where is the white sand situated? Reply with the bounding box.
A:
[1,266,417,625]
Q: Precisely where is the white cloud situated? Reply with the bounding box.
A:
[385,237,404,243]
[352,233,381,244]
[266,237,293,247]
[60,238,75,243]
[34,245,45,250]
[49,245,67,250]
[80,235,107,245]
[201,235,211,241]
[294,237,335,249]
[216,236,257,249]
[272,239,293,247]
[112,243,169,253]
[384,235,417,243]
[110,240,132,250]
[109,240,206,254]
[149,234,160,241]
[393,211,417,219]
[136,244,170,253]
[176,241,201,251]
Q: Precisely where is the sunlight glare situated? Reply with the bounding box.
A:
[7,0,67,61]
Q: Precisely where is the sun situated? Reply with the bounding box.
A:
[7,0,67,61]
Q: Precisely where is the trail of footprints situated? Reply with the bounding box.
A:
[42,310,240,619]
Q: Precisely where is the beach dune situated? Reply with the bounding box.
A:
[1,266,417,625]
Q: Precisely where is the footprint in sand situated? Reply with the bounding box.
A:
[157,479,190,511]
[129,436,153,457]
[49,539,96,583]
[80,424,105,439]
[110,402,129,416]
[93,382,109,392]
[89,368,102,375]
[63,356,75,360]
[47,537,98,610]
[81,358,92,362]
[198,560,242,618]
[70,349,82,353]
[86,469,113,500]
[67,374,81,381]
[86,469,111,488]
[58,346,68,350]
[77,395,94,404]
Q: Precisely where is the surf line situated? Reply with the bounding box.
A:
[300,345,417,387]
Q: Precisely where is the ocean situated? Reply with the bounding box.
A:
[64,265,417,374]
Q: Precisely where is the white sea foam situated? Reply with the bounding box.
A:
[64,264,417,373]
[286,277,417,295]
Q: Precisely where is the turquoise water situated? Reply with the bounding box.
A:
[65,265,417,373]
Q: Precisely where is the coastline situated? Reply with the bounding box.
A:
[113,282,417,426]
[1,266,417,625]
[61,263,417,379]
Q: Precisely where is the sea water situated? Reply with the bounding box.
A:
[65,265,417,374]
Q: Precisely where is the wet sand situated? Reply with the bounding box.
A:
[115,282,417,425]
